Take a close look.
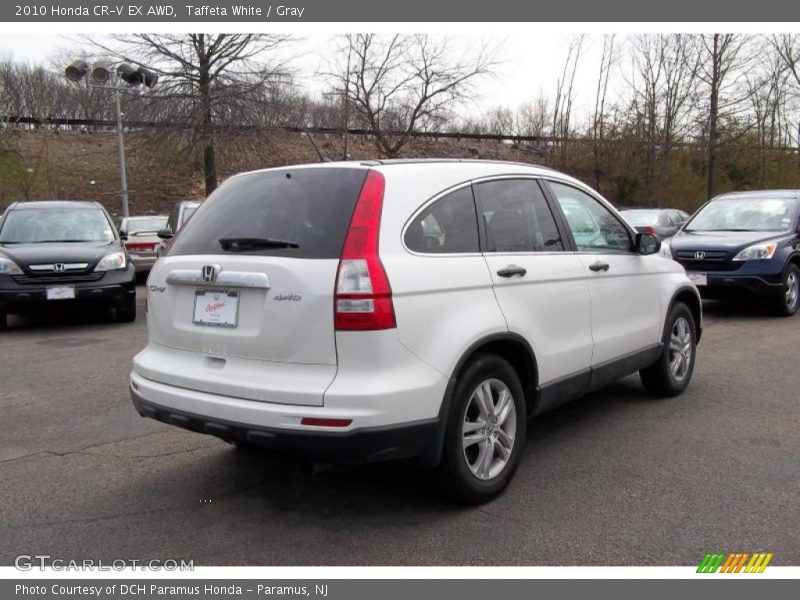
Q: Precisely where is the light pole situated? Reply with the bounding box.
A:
[64,60,158,219]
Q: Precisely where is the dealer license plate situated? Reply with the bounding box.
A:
[46,285,75,300]
[193,289,239,328]
[686,271,707,286]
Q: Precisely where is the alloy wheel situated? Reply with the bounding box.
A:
[668,316,693,382]
[461,378,517,481]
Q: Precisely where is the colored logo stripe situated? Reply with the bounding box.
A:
[745,553,773,573]
[697,552,773,573]
[697,553,726,573]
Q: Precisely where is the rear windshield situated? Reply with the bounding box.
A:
[168,168,368,259]
[127,216,167,234]
[621,210,662,226]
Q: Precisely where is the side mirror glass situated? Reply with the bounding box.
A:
[635,232,661,255]
[157,229,174,240]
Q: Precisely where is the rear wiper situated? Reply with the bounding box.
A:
[219,237,300,251]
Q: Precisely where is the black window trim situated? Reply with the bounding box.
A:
[540,177,637,254]
[401,181,483,257]
[472,174,576,255]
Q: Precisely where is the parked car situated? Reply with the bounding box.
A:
[129,160,702,503]
[0,200,137,328]
[156,200,201,255]
[663,190,800,316]
[119,215,168,273]
[620,208,690,239]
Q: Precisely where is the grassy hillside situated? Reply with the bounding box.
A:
[0,128,539,219]
[2,127,799,220]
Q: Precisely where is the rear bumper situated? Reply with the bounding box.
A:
[130,386,441,464]
[129,330,450,464]
[128,254,158,272]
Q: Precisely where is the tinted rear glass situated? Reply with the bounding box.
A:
[168,168,368,259]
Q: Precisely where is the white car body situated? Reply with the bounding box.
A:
[130,160,701,484]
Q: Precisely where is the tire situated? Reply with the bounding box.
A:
[0,311,7,330]
[770,264,800,317]
[435,353,527,504]
[640,302,697,398]
[116,294,137,323]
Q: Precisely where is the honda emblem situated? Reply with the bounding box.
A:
[201,265,217,283]
[694,251,706,260]
[53,263,66,273]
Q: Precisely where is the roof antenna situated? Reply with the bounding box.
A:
[302,128,331,162]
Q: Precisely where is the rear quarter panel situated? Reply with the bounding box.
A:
[377,165,510,379]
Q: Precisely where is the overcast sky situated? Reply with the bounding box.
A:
[0,32,613,123]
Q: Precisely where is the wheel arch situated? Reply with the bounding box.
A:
[785,252,800,272]
[424,333,539,466]
[669,285,703,343]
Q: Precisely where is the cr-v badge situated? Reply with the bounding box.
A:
[274,294,302,301]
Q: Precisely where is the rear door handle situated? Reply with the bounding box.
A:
[497,265,527,278]
[589,261,610,272]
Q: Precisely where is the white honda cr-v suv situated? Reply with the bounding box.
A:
[130,160,701,503]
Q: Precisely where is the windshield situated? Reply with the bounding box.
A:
[127,216,167,234]
[686,197,796,232]
[0,208,115,243]
[169,168,368,259]
[621,210,661,226]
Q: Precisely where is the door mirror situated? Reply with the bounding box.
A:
[119,230,128,241]
[635,232,661,255]
[157,229,174,240]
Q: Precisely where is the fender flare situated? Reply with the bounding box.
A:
[420,332,538,467]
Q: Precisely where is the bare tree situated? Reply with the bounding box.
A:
[592,34,618,190]
[552,35,585,167]
[325,34,496,157]
[87,34,292,194]
[695,34,750,198]
[516,94,550,138]
[772,34,800,162]
[773,34,800,87]
[630,34,699,205]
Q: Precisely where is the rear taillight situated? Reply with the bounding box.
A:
[643,226,656,235]
[334,170,396,331]
[125,242,156,251]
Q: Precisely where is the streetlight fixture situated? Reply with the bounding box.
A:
[64,59,158,219]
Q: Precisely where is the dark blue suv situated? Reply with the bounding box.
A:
[665,190,800,316]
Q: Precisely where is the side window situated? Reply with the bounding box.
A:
[166,207,179,233]
[405,186,479,253]
[548,181,631,253]
[477,179,564,253]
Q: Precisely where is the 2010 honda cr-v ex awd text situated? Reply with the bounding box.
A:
[130,160,702,503]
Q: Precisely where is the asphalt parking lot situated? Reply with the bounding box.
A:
[1,285,798,566]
